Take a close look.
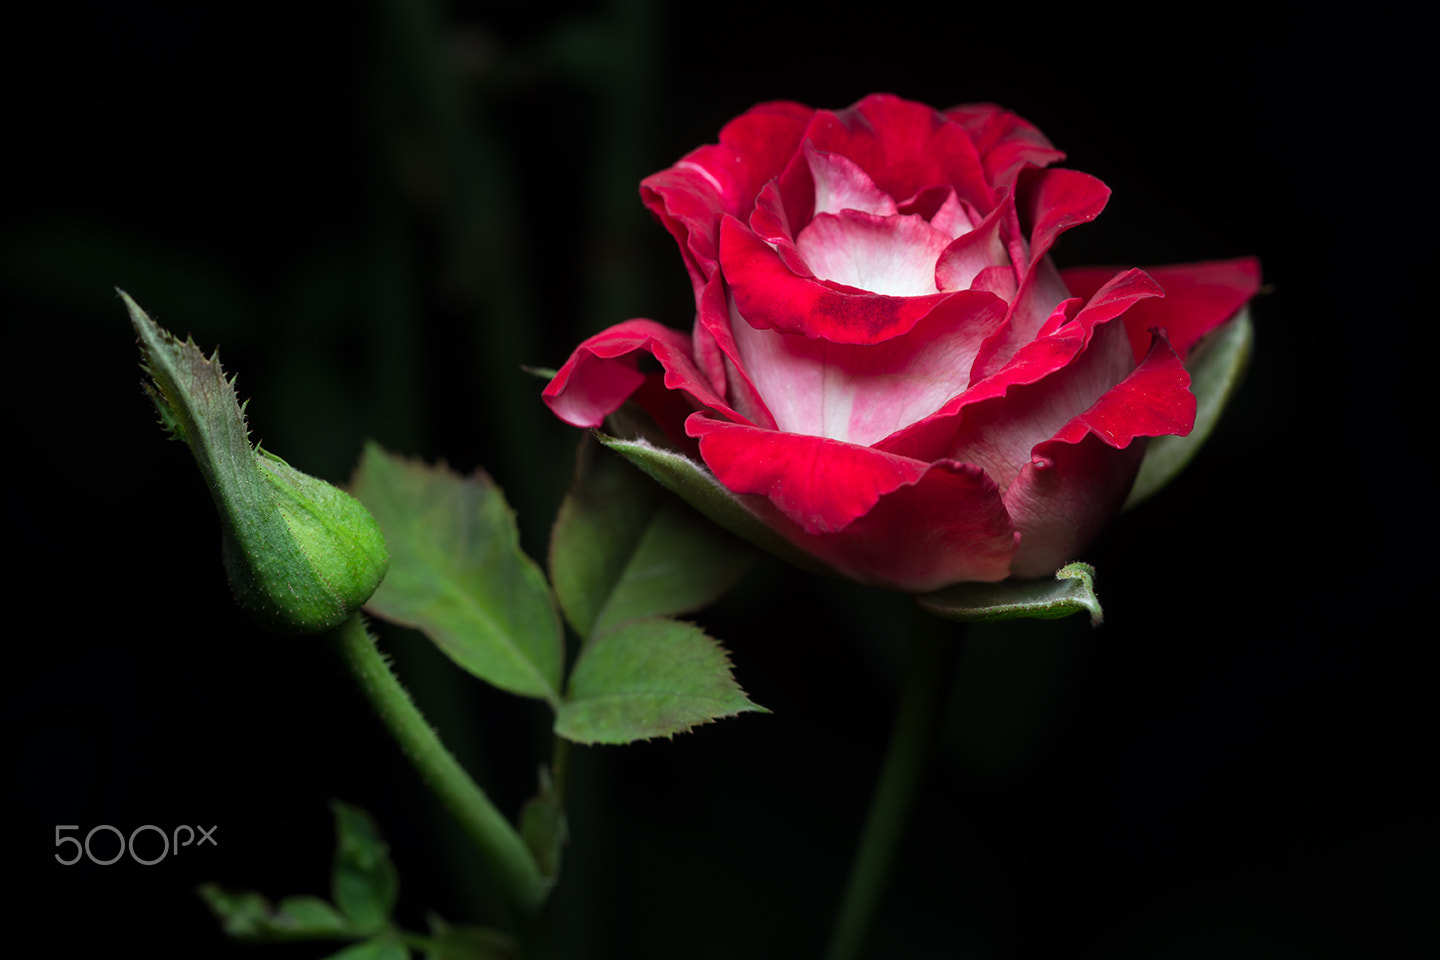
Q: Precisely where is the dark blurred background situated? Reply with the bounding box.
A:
[10,1,1431,957]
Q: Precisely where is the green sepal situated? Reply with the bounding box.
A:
[593,431,829,577]
[350,443,565,706]
[424,916,518,960]
[331,801,400,935]
[917,562,1103,626]
[556,617,767,744]
[550,435,754,642]
[124,290,388,633]
[196,886,353,941]
[1126,307,1253,511]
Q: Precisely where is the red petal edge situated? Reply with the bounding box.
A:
[1004,332,1194,577]
[1063,257,1261,361]
[542,319,747,433]
[687,413,1018,589]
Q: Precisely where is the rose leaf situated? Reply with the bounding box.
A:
[330,801,399,935]
[197,886,354,941]
[350,442,564,707]
[1125,307,1253,511]
[917,561,1103,626]
[550,435,755,643]
[555,618,767,744]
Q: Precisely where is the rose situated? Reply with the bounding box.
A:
[543,94,1259,592]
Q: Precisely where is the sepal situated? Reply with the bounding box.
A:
[918,561,1103,626]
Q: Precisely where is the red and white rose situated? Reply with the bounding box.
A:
[544,94,1259,591]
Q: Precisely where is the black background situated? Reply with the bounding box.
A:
[9,2,1431,957]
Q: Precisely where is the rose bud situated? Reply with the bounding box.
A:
[543,95,1259,592]
[125,291,389,633]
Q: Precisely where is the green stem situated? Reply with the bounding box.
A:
[331,615,549,933]
[825,613,963,960]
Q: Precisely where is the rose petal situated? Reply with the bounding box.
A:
[968,255,1073,380]
[686,414,928,533]
[641,101,814,293]
[731,288,1008,446]
[684,415,1018,589]
[1019,167,1111,269]
[721,215,950,344]
[1005,433,1147,578]
[543,319,747,432]
[1062,257,1262,361]
[805,141,900,218]
[946,313,1136,492]
[794,210,952,297]
[927,189,978,240]
[803,94,995,214]
[934,199,1010,292]
[806,459,1019,589]
[1049,330,1196,448]
[880,269,1163,464]
[694,273,777,429]
[1005,333,1194,576]
[943,102,1065,195]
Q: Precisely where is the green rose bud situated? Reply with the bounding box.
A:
[124,290,388,633]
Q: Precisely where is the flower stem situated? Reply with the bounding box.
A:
[330,615,549,937]
[825,612,962,960]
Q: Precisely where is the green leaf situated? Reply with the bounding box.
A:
[917,562,1103,626]
[1125,308,1253,511]
[321,936,410,960]
[124,290,388,633]
[550,436,754,641]
[331,801,399,935]
[556,618,766,744]
[197,885,353,941]
[424,915,518,960]
[594,431,830,577]
[351,443,564,705]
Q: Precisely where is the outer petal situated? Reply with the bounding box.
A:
[640,101,814,294]
[880,269,1163,464]
[1062,257,1262,361]
[1006,432,1147,578]
[685,414,1018,589]
[542,319,748,432]
[1005,333,1194,576]
[946,311,1136,493]
[943,103,1065,195]
[806,460,1020,589]
[686,414,929,534]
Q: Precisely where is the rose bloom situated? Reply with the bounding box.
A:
[544,94,1259,591]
